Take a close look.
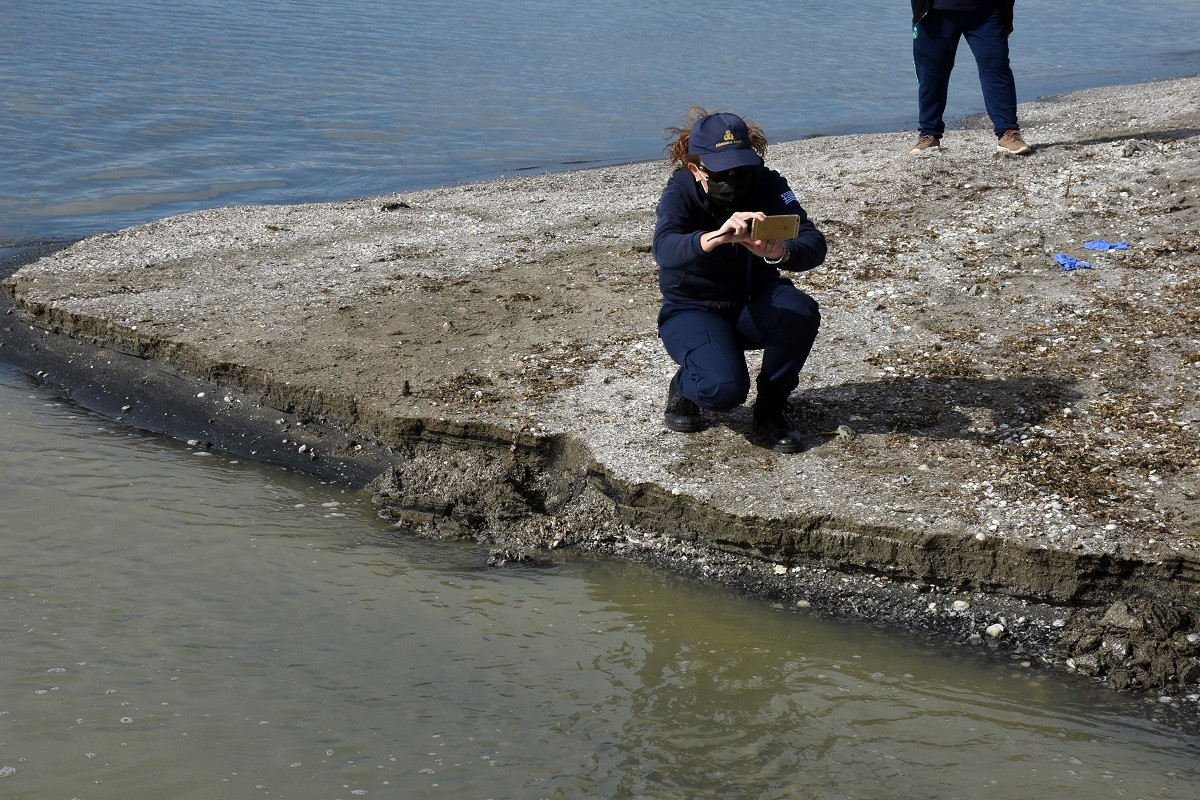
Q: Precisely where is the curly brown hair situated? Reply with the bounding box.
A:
[663,106,769,171]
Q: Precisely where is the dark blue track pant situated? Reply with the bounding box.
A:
[913,8,1018,138]
[658,282,820,412]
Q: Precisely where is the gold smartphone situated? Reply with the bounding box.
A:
[750,214,800,240]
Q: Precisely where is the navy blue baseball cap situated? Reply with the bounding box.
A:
[687,112,763,171]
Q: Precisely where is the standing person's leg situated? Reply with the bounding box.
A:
[912,11,964,143]
[963,7,1020,138]
[659,308,751,432]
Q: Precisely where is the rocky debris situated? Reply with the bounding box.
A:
[1062,599,1200,691]
[3,76,1199,710]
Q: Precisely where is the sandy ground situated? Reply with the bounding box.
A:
[4,76,1199,715]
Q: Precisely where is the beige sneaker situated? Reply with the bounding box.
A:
[910,134,940,154]
[997,129,1032,155]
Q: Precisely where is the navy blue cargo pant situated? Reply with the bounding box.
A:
[914,7,1018,138]
[658,281,820,412]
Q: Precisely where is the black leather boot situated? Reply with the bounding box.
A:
[753,397,805,453]
[664,369,704,433]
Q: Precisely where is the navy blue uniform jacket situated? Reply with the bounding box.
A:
[652,166,826,316]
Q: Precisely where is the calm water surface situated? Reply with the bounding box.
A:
[2,366,1199,798]
[3,1,1200,796]
[2,0,1198,244]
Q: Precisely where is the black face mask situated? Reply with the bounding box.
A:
[705,174,750,208]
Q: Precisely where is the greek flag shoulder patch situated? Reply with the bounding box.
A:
[780,190,797,206]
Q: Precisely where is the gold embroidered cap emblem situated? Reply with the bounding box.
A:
[714,128,743,148]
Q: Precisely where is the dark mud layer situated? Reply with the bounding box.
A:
[4,78,1199,717]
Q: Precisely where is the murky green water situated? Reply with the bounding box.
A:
[2,365,1197,799]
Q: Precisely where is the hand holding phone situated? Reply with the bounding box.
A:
[749,215,800,241]
[705,213,799,246]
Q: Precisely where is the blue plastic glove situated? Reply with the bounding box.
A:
[1083,239,1129,251]
[1055,253,1093,271]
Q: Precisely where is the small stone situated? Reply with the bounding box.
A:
[773,565,788,575]
[953,600,970,611]
[986,623,1005,638]
[975,532,987,542]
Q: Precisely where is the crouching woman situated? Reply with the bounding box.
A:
[652,108,826,453]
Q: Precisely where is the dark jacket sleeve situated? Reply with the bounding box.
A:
[652,179,708,270]
[651,174,742,279]
[760,171,826,272]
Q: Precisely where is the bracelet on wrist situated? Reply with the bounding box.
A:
[764,247,790,265]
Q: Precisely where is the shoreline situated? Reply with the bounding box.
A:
[5,72,1196,255]
[4,75,1199,720]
